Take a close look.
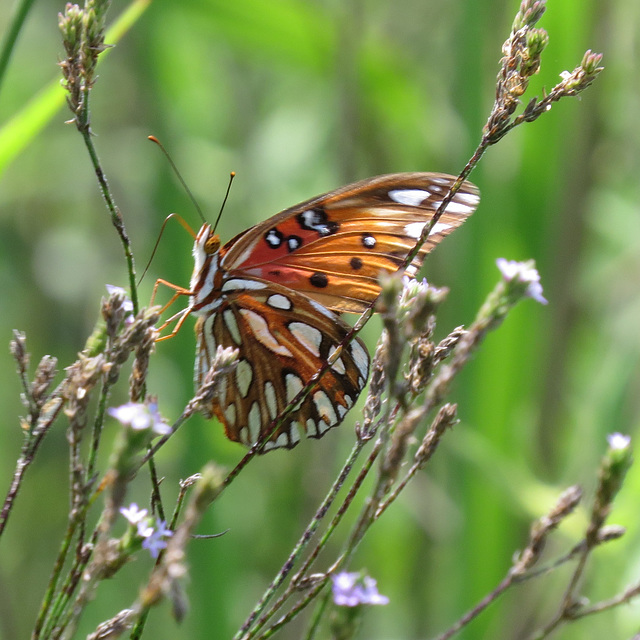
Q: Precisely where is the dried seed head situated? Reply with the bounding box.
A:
[32,355,58,405]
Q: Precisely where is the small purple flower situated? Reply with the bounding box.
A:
[607,433,631,451]
[120,503,148,525]
[496,258,548,305]
[108,402,171,436]
[332,572,389,607]
[142,520,173,559]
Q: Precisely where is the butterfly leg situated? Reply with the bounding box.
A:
[151,278,194,341]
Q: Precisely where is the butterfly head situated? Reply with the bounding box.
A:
[191,223,221,297]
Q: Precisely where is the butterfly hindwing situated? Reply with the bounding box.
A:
[194,277,369,450]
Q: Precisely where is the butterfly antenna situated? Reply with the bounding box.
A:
[148,135,206,224]
[137,213,196,287]
[212,171,236,233]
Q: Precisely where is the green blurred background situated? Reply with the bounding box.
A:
[1,0,639,638]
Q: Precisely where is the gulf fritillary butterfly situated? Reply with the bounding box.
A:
[162,172,479,451]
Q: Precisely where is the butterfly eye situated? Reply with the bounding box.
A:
[204,234,221,255]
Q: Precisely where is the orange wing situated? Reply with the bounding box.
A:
[221,173,480,312]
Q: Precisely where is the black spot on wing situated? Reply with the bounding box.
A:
[309,272,329,288]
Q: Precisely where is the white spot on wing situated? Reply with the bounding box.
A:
[224,403,236,426]
[223,310,242,344]
[432,222,453,234]
[329,345,346,375]
[306,418,318,437]
[313,390,337,425]
[350,340,369,381]
[267,294,292,311]
[222,278,268,292]
[456,192,480,207]
[285,372,304,402]
[426,176,450,186]
[309,298,338,319]
[239,309,293,357]
[389,189,430,207]
[264,381,277,421]
[404,221,426,239]
[445,201,475,215]
[362,235,376,248]
[289,322,322,357]
[248,402,261,444]
[265,229,281,248]
[404,221,453,239]
[289,422,301,444]
[337,404,347,418]
[236,359,253,398]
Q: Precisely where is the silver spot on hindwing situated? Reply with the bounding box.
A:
[349,340,370,381]
[239,309,293,357]
[306,418,319,437]
[267,293,293,311]
[222,278,268,292]
[313,390,337,426]
[308,298,338,319]
[328,346,346,375]
[289,322,322,357]
[289,421,301,444]
[264,381,277,421]
[248,402,261,445]
[285,372,304,402]
[223,310,242,344]
[224,403,236,427]
[235,359,253,398]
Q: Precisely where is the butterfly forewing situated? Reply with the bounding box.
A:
[221,173,480,312]
[194,277,369,450]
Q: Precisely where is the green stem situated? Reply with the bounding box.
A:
[79,120,139,313]
[0,0,37,98]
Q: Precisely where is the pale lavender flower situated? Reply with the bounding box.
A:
[136,520,154,539]
[142,520,173,559]
[120,503,148,525]
[332,572,389,607]
[105,284,134,324]
[108,401,171,436]
[607,433,631,451]
[496,258,548,304]
[400,275,430,303]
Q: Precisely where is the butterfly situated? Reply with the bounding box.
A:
[163,173,480,451]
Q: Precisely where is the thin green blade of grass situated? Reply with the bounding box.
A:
[0,0,152,176]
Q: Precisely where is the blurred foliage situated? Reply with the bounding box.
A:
[0,0,639,638]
